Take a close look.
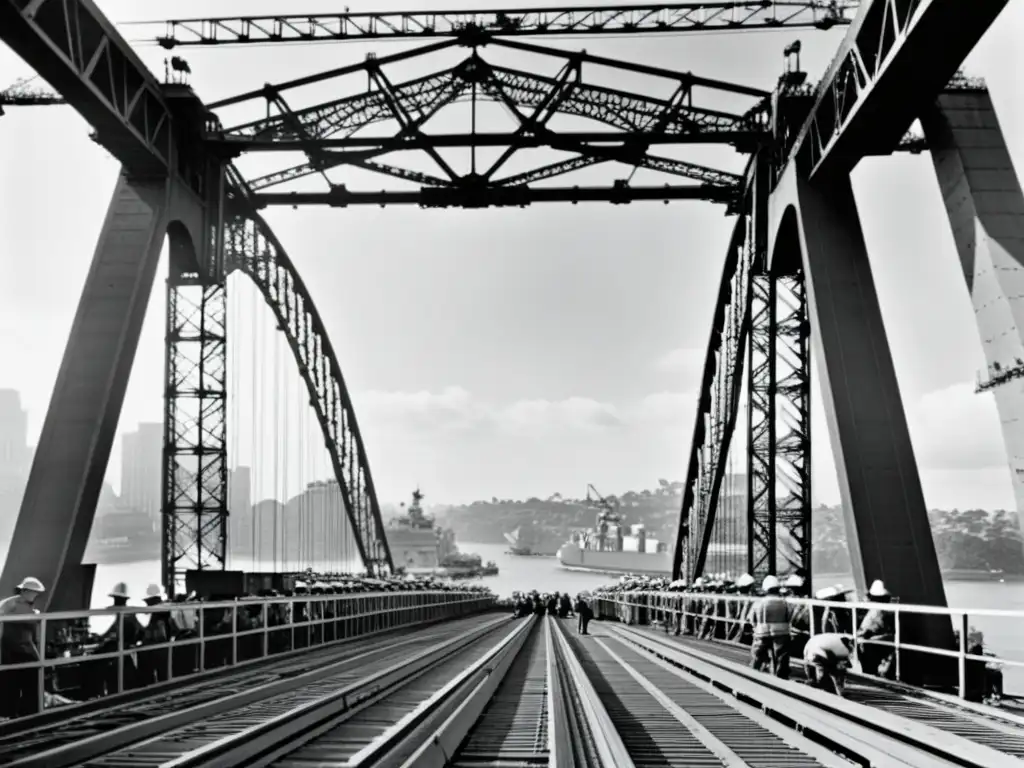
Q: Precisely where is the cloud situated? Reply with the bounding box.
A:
[356,386,695,439]
[357,387,628,437]
[653,347,705,375]
[357,380,1009,475]
[908,383,1008,470]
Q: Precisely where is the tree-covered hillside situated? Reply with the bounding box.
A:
[416,482,1024,575]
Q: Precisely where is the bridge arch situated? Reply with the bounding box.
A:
[222,211,393,576]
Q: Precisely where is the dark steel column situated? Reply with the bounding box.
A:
[784,172,950,614]
[0,176,169,610]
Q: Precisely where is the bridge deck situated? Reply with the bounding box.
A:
[3,611,1022,768]
[625,624,1024,759]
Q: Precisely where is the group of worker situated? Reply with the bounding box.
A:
[0,573,494,720]
[592,572,900,697]
[510,590,594,634]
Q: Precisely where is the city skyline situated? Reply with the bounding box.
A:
[0,383,1016,512]
[1,1,1024,510]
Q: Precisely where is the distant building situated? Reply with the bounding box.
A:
[121,423,162,518]
[0,389,29,472]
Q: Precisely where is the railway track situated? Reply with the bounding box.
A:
[100,613,534,768]
[629,624,1024,758]
[15,614,1024,768]
[0,614,502,768]
[607,623,1024,767]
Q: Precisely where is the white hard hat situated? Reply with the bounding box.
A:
[784,574,805,588]
[815,585,839,600]
[762,575,780,592]
[17,577,45,593]
[693,577,704,587]
[108,582,130,599]
[868,579,890,597]
[736,573,755,588]
[294,580,308,589]
[144,584,164,599]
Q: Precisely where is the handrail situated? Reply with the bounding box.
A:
[0,590,495,720]
[0,588,486,621]
[594,590,1021,700]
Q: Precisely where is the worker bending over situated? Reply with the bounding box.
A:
[803,633,853,696]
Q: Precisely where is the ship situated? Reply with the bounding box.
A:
[439,552,500,579]
[503,521,562,556]
[558,483,747,577]
[385,489,459,575]
[557,485,672,575]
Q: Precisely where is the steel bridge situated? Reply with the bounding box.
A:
[2,0,1024,761]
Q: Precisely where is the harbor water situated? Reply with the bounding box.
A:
[88,541,1024,691]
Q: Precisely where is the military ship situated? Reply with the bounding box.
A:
[556,485,672,575]
[503,521,562,556]
[385,489,460,574]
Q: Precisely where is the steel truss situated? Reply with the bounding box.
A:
[162,271,228,594]
[209,41,767,212]
[789,0,1009,180]
[746,269,810,585]
[773,273,811,579]
[746,272,775,581]
[674,187,752,581]
[151,2,859,48]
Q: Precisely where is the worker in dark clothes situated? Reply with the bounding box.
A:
[557,593,573,618]
[532,593,545,616]
[546,592,558,615]
[857,579,896,678]
[0,576,45,717]
[574,594,593,635]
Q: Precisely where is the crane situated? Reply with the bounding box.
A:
[0,78,65,116]
[586,484,621,521]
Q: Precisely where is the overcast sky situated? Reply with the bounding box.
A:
[2,0,1024,510]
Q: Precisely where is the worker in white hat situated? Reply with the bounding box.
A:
[803,632,854,696]
[96,581,144,692]
[0,577,46,717]
[726,574,756,643]
[784,574,811,657]
[815,581,856,638]
[750,575,794,679]
[857,579,896,678]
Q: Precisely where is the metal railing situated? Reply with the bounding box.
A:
[593,590,1019,703]
[0,590,494,719]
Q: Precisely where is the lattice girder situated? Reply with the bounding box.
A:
[772,273,811,578]
[746,272,776,581]
[223,55,765,150]
[153,4,860,47]
[162,275,229,594]
[221,202,393,576]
